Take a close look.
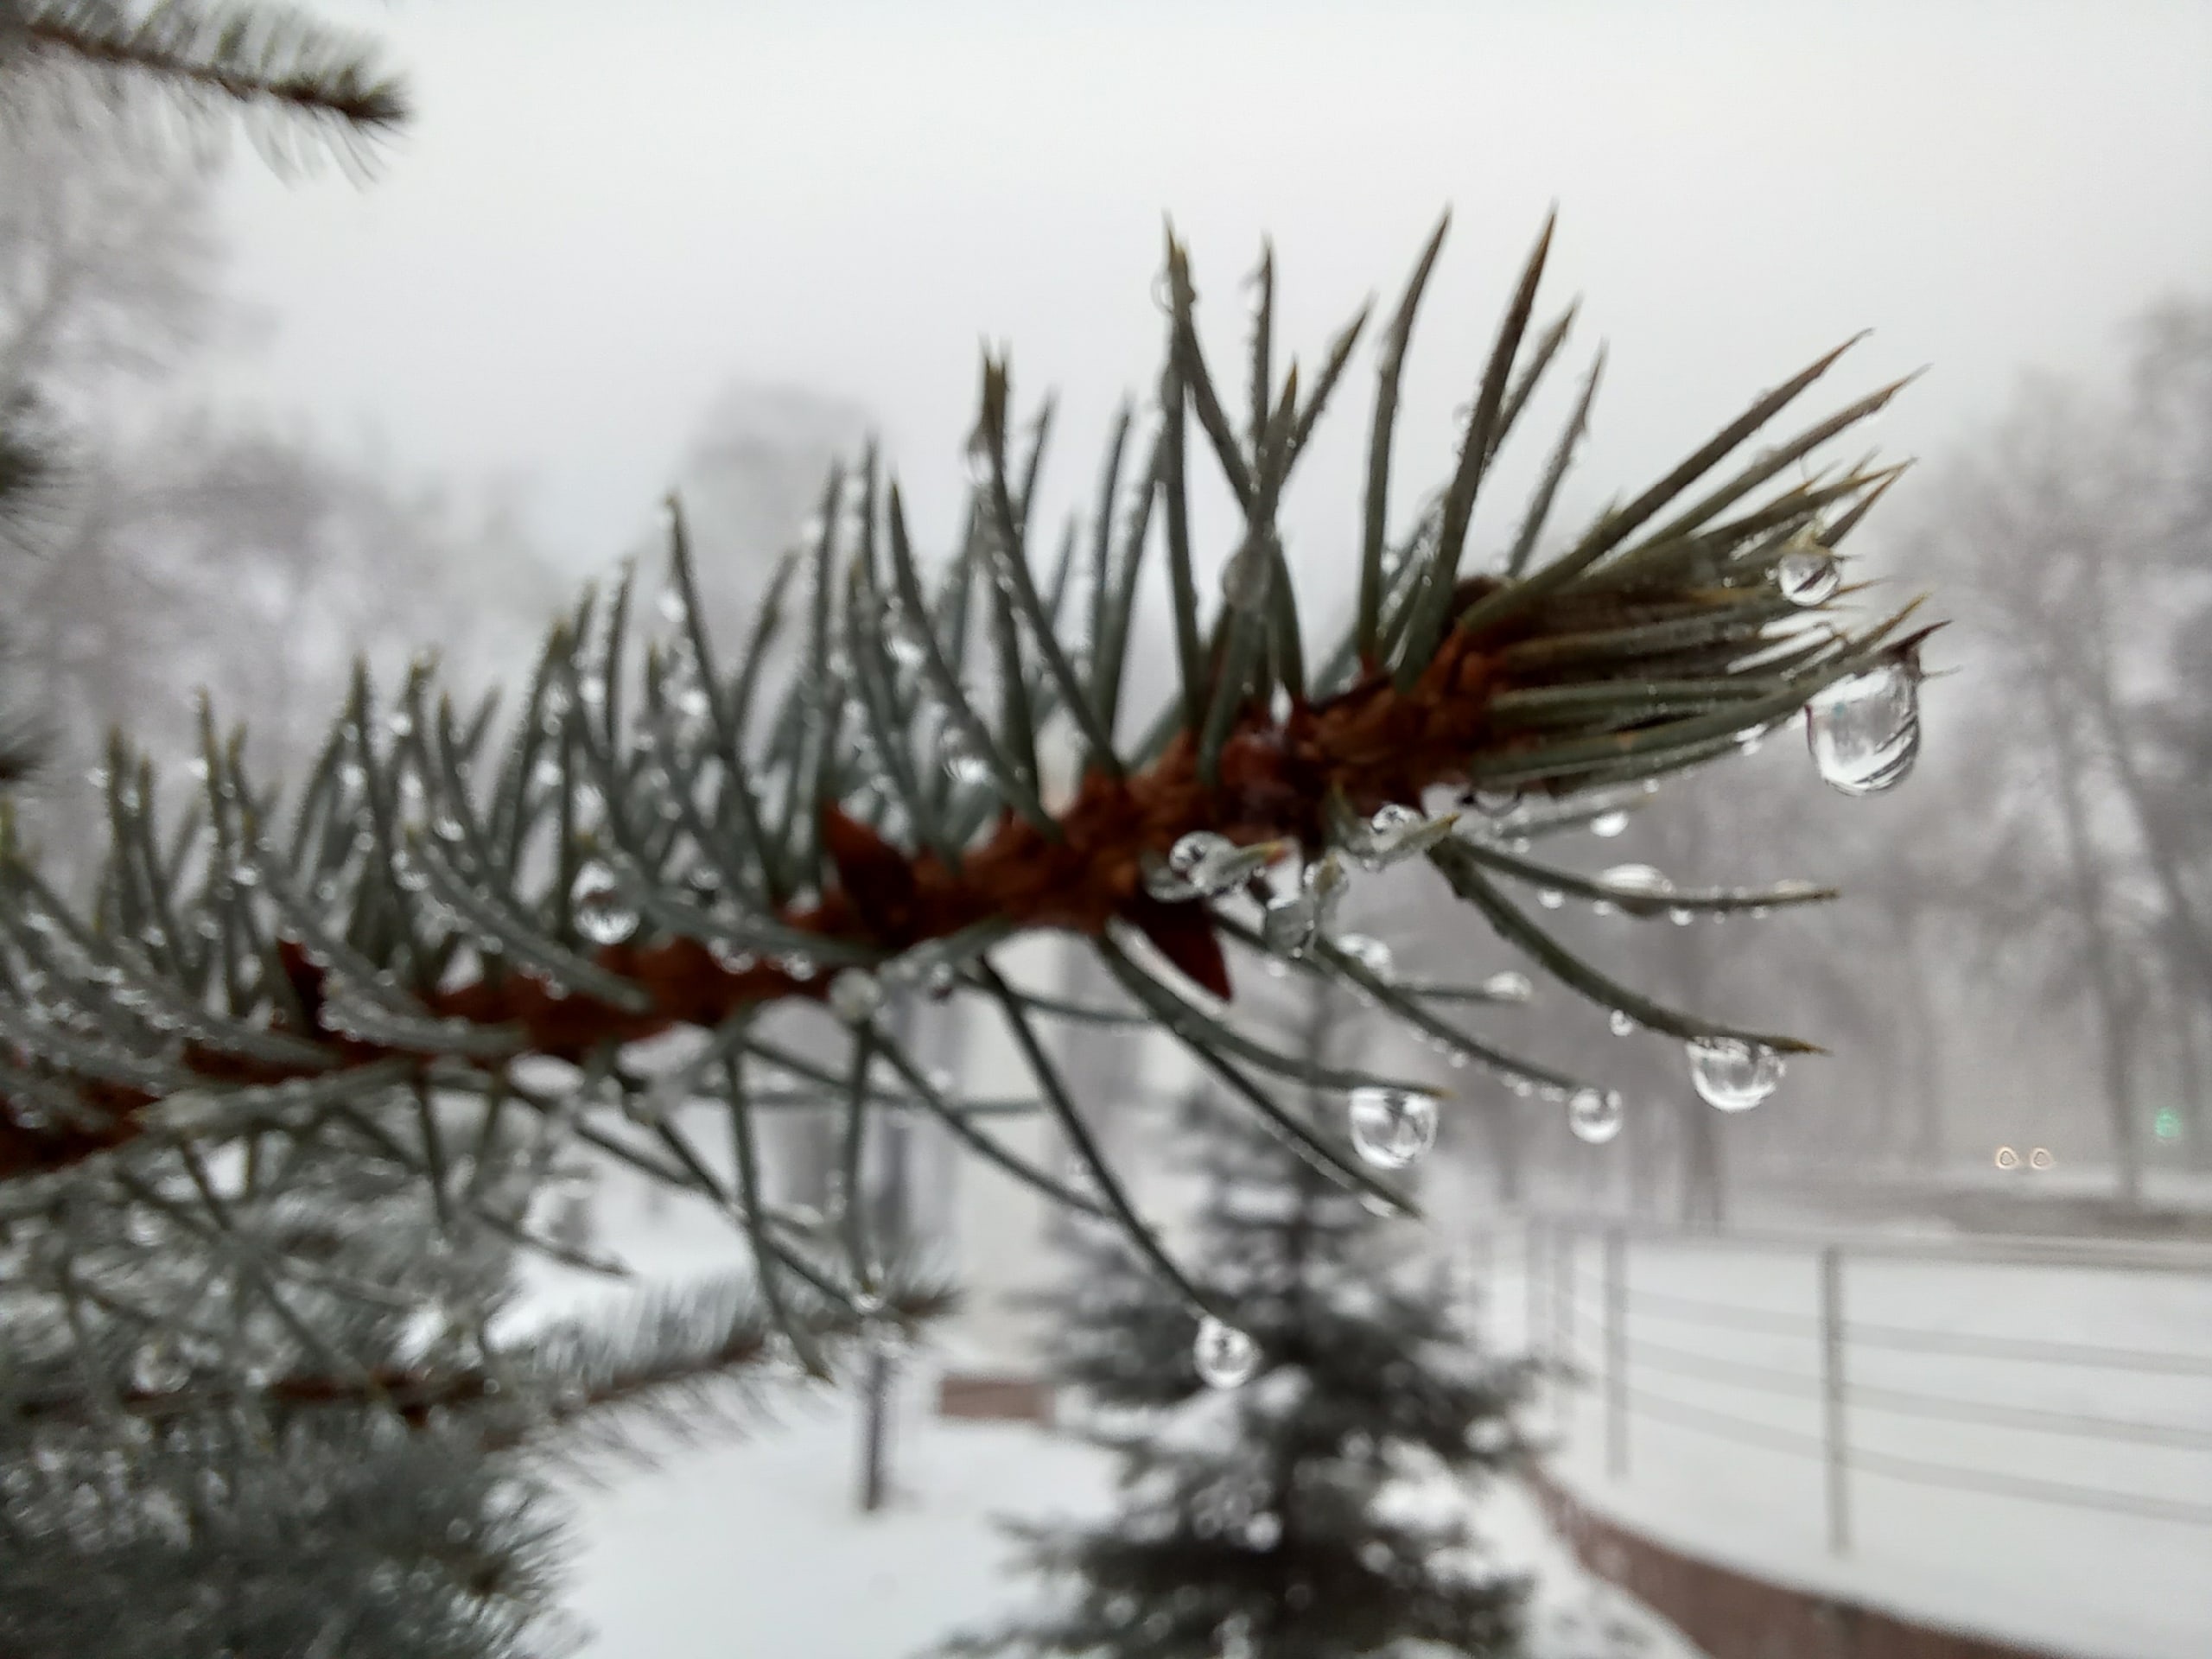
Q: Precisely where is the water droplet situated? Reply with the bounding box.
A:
[1193,1316,1259,1389]
[677,684,712,720]
[1806,658,1921,797]
[945,749,993,787]
[2029,1147,2053,1170]
[709,941,757,974]
[1737,722,1772,756]
[1335,933,1394,980]
[339,761,366,790]
[1481,969,1532,1002]
[1776,539,1840,606]
[1537,888,1564,910]
[570,861,639,944]
[658,588,687,624]
[884,607,931,669]
[1260,853,1344,956]
[392,851,431,893]
[1609,1009,1638,1038]
[1469,785,1521,818]
[1599,863,1672,899]
[1568,1089,1624,1145]
[1347,1086,1438,1169]
[1686,1036,1784,1112]
[230,861,262,889]
[1219,541,1272,611]
[1147,831,1272,903]
[1349,802,1454,869]
[130,1342,188,1395]
[1993,1145,2019,1170]
[1590,809,1630,839]
[1668,906,1694,926]
[828,968,883,1025]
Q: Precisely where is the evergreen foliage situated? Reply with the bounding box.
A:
[0,0,406,178]
[943,982,1533,1659]
[0,216,1935,1648]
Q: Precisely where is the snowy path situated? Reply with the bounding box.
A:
[1482,1224,2212,1659]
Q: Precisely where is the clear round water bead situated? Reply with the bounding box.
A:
[1567,1088,1625,1144]
[827,969,884,1026]
[1806,658,1921,798]
[569,861,639,945]
[1776,540,1841,606]
[1193,1316,1260,1389]
[1590,809,1630,839]
[1347,1086,1439,1170]
[1686,1036,1785,1112]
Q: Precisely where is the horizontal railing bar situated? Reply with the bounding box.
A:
[1570,1308,2212,1450]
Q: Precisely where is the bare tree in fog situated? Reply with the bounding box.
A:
[1903,296,2212,1201]
[0,120,559,888]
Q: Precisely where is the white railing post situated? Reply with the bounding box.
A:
[1554,1222,1575,1438]
[1820,1243,1850,1554]
[1605,1227,1628,1478]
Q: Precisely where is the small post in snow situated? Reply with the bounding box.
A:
[1605,1227,1628,1479]
[1819,1243,1850,1554]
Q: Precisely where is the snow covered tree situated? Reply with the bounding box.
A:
[941,978,1535,1659]
[0,214,1936,1643]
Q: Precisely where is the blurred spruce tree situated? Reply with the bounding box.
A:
[941,980,1534,1659]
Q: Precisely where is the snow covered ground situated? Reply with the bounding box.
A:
[556,1379,1707,1659]
[524,1150,1709,1656]
[1479,1224,2212,1659]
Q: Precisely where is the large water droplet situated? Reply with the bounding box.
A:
[1568,1088,1625,1144]
[1482,969,1532,1002]
[1193,1316,1259,1389]
[570,861,639,944]
[1776,538,1841,606]
[1348,1086,1438,1169]
[1590,809,1630,839]
[1686,1036,1784,1111]
[1806,658,1921,797]
[828,968,883,1025]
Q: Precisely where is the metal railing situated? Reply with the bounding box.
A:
[1496,1216,2212,1551]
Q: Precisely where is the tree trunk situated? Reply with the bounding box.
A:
[2044,697,2142,1206]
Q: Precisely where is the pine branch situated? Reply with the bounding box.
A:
[0,0,408,178]
[0,219,1939,1328]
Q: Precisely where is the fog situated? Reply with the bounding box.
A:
[210,0,2212,575]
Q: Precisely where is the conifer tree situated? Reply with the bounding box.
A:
[0,215,1936,1645]
[0,0,406,178]
[941,980,1534,1659]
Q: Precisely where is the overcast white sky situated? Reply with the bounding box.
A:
[209,0,2212,592]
